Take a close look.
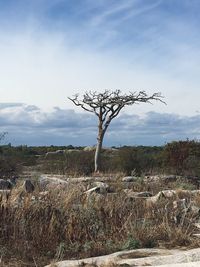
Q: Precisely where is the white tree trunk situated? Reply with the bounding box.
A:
[94,137,103,173]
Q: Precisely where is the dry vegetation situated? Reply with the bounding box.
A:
[0,176,200,267]
[1,140,200,266]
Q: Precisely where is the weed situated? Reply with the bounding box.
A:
[122,236,141,250]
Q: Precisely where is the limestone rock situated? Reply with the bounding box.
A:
[134,191,153,197]
[161,190,177,198]
[45,248,200,267]
[92,181,110,193]
[124,190,152,199]
[0,179,12,190]
[122,176,138,182]
[39,176,68,190]
[83,146,96,151]
[23,179,35,193]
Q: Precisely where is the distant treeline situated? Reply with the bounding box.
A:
[1,140,200,177]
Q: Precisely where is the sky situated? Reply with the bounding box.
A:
[0,0,200,146]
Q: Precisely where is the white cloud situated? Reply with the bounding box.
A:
[0,103,200,146]
[0,0,200,118]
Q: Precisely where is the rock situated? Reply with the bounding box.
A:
[93,181,109,188]
[64,149,80,154]
[188,204,200,215]
[144,175,161,182]
[39,176,68,190]
[122,176,138,182]
[162,190,177,198]
[83,146,96,151]
[142,262,200,267]
[85,187,101,195]
[124,190,152,199]
[44,248,200,267]
[191,190,200,196]
[8,175,18,186]
[23,179,35,193]
[193,234,200,238]
[173,199,187,210]
[145,190,185,210]
[0,179,12,190]
[163,175,177,182]
[194,223,200,229]
[45,150,65,158]
[92,182,110,193]
[85,182,110,195]
[145,192,165,207]
[135,191,153,197]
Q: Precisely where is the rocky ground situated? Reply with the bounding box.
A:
[45,247,200,267]
[31,174,200,267]
[2,173,200,266]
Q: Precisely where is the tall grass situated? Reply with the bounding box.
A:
[0,178,199,266]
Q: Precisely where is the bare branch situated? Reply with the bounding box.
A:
[68,89,165,172]
[68,90,165,123]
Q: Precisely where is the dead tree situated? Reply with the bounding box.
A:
[68,90,165,173]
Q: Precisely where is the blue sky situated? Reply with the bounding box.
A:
[0,0,200,146]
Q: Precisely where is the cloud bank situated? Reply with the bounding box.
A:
[0,103,199,146]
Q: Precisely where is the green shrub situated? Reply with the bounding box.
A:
[122,236,141,250]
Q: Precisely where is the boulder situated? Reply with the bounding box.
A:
[162,190,177,198]
[124,190,152,199]
[64,149,80,154]
[163,175,177,183]
[45,150,65,158]
[146,192,164,207]
[92,181,110,193]
[188,204,200,215]
[8,175,18,186]
[85,187,101,195]
[23,179,35,193]
[144,175,160,182]
[39,176,68,190]
[191,190,200,196]
[122,176,138,182]
[145,190,181,209]
[135,191,153,197]
[173,198,187,210]
[83,146,96,151]
[0,179,12,190]
[44,248,200,267]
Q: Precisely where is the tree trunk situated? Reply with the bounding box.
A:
[94,136,103,173]
[94,113,108,173]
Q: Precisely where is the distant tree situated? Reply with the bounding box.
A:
[69,90,165,173]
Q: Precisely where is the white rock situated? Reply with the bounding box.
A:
[122,176,138,182]
[162,190,176,198]
[45,248,200,267]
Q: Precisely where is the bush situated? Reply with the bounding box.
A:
[122,236,141,250]
[0,179,199,266]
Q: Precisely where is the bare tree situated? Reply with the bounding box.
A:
[68,90,165,173]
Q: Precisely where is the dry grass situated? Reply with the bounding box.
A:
[0,176,200,266]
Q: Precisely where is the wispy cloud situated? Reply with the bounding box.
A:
[89,1,134,27]
[0,0,200,120]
